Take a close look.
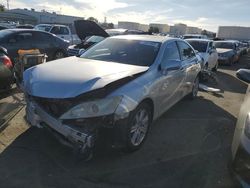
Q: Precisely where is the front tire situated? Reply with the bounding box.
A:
[123,102,152,152]
[212,61,218,72]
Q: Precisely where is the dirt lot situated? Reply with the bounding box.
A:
[0,55,250,188]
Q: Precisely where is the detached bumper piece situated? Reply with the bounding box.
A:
[26,101,94,152]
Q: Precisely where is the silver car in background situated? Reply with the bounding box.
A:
[186,39,218,71]
[23,35,202,156]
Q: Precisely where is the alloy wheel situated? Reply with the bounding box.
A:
[130,109,150,146]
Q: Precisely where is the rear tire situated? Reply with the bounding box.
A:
[54,50,65,60]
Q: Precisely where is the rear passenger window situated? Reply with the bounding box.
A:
[51,26,69,35]
[10,32,33,43]
[177,41,196,60]
[162,42,180,65]
[60,27,69,35]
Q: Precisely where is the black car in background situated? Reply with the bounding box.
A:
[0,29,69,62]
[0,46,13,90]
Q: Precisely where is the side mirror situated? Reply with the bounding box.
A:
[236,69,250,83]
[161,60,181,75]
[194,50,199,54]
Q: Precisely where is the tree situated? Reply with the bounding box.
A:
[87,17,98,23]
[107,23,114,29]
[100,22,114,29]
[0,4,5,12]
[149,26,159,33]
[201,30,207,35]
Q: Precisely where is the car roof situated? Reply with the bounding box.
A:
[105,29,128,33]
[36,24,67,27]
[214,40,235,43]
[2,29,54,35]
[186,39,212,42]
[110,35,177,43]
[184,34,205,36]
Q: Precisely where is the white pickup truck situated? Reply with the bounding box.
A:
[34,24,81,45]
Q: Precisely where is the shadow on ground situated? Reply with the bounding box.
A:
[0,55,248,188]
[0,96,241,188]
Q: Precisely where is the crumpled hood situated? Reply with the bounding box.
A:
[23,56,148,98]
[216,48,233,54]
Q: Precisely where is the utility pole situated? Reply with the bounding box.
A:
[6,0,9,10]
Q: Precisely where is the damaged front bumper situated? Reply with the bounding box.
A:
[26,100,94,150]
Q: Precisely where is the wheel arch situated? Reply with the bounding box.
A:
[139,98,154,120]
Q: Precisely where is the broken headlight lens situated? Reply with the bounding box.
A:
[244,113,250,138]
[60,96,122,119]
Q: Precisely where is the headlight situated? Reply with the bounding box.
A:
[60,96,122,119]
[79,49,86,56]
[219,53,226,57]
[244,113,250,138]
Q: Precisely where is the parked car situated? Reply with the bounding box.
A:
[214,41,239,65]
[183,34,208,40]
[239,42,249,55]
[186,39,218,71]
[0,46,13,90]
[16,24,34,29]
[35,24,81,45]
[23,35,202,158]
[232,69,250,187]
[68,20,151,56]
[68,35,105,56]
[0,29,69,62]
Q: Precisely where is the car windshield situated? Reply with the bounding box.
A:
[214,42,235,49]
[81,38,161,66]
[35,25,52,32]
[187,41,208,52]
[86,36,105,43]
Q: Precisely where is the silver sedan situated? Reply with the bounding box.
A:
[23,35,202,155]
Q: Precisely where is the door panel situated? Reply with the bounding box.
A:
[156,41,186,116]
[5,32,34,62]
[177,41,198,94]
[33,32,55,59]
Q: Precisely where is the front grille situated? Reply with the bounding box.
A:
[67,48,80,56]
[33,97,74,118]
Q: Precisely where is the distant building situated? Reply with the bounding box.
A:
[149,23,170,33]
[217,26,250,40]
[118,21,149,32]
[186,26,202,34]
[118,21,140,30]
[170,23,187,36]
[139,24,149,32]
[0,8,84,30]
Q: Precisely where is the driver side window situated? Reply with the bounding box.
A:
[161,42,181,67]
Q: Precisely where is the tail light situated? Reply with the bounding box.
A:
[1,55,13,69]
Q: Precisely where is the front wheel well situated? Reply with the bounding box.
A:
[139,98,154,120]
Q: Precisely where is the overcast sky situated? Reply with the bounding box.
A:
[5,0,250,32]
